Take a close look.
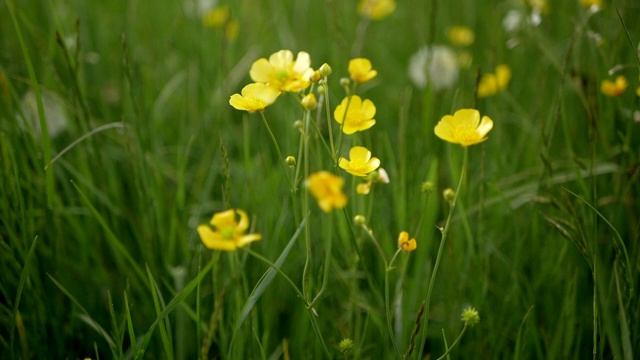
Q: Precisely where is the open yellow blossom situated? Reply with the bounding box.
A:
[349,58,377,83]
[447,26,475,46]
[339,146,381,177]
[229,83,280,112]
[434,109,494,147]
[334,95,376,134]
[307,171,348,212]
[601,76,627,97]
[249,50,314,92]
[477,64,511,98]
[358,0,396,20]
[398,231,417,252]
[197,209,262,251]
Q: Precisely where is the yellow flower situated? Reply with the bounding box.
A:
[601,76,628,97]
[229,83,280,112]
[358,0,396,20]
[579,0,602,8]
[203,6,230,28]
[249,50,314,92]
[398,231,417,252]
[434,109,494,147]
[339,146,381,177]
[636,86,640,97]
[447,26,475,46]
[477,64,511,98]
[197,209,262,251]
[307,171,348,213]
[334,95,376,134]
[349,58,378,83]
[356,181,372,195]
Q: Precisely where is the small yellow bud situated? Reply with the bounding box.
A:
[443,188,456,202]
[421,181,435,193]
[319,63,332,77]
[317,84,327,94]
[301,93,317,110]
[354,215,367,226]
[310,70,322,83]
[461,306,480,326]
[285,156,296,167]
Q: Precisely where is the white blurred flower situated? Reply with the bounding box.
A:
[183,0,217,18]
[503,10,523,33]
[20,91,69,138]
[408,45,459,91]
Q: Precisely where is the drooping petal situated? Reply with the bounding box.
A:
[236,233,263,248]
[197,225,238,251]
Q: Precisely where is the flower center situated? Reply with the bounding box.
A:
[220,226,235,240]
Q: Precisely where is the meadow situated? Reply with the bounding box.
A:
[1,0,639,358]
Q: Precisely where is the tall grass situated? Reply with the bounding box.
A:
[1,0,639,358]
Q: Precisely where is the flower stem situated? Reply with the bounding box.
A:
[259,111,293,190]
[434,324,468,360]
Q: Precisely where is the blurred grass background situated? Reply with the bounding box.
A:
[1,0,639,358]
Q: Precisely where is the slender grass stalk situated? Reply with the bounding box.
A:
[259,111,293,189]
[434,324,468,360]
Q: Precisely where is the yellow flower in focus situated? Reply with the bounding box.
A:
[349,58,378,83]
[197,209,262,251]
[229,83,280,112]
[579,0,602,8]
[339,146,381,177]
[250,50,314,92]
[477,64,511,98]
[358,0,396,20]
[434,109,494,147]
[334,95,376,134]
[203,6,230,28]
[307,171,348,213]
[601,76,628,97]
[398,231,417,252]
[447,26,475,46]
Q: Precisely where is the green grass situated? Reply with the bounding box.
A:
[1,0,639,358]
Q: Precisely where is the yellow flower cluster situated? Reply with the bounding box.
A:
[601,76,627,97]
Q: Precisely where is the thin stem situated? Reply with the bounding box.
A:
[259,111,293,189]
[385,268,403,359]
[301,108,312,300]
[244,248,305,301]
[434,324,468,360]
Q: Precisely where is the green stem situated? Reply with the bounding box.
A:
[434,324,468,360]
[244,248,305,301]
[385,256,403,359]
[301,109,312,300]
[259,111,293,190]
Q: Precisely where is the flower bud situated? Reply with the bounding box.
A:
[353,215,366,226]
[301,93,317,110]
[310,70,322,83]
[421,181,435,193]
[340,77,351,88]
[338,338,354,355]
[285,156,296,167]
[293,120,304,130]
[319,63,332,77]
[461,306,480,326]
[443,188,456,203]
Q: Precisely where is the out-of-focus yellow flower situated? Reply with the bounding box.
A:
[579,0,602,8]
[636,86,640,97]
[225,20,239,41]
[601,76,628,97]
[307,171,348,213]
[339,146,381,177]
[203,6,230,27]
[334,95,376,134]
[358,0,396,20]
[229,83,280,112]
[447,26,475,46]
[197,209,262,251]
[398,231,417,252]
[434,109,494,147]
[349,58,377,83]
[356,181,372,195]
[301,93,317,110]
[250,50,314,92]
[477,64,511,98]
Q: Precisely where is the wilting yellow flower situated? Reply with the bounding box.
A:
[579,0,602,8]
[307,171,348,212]
[477,64,511,98]
[250,50,314,92]
[601,76,628,97]
[447,26,475,46]
[358,0,396,20]
[203,6,230,28]
[334,95,376,134]
[229,83,280,112]
[349,58,377,83]
[197,209,262,251]
[434,109,494,147]
[398,231,417,252]
[339,146,381,177]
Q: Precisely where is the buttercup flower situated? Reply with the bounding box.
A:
[349,58,377,83]
[398,231,417,252]
[249,50,314,92]
[434,109,494,147]
[447,26,475,46]
[358,0,396,20]
[334,95,376,134]
[601,76,627,97]
[229,83,280,112]
[408,45,459,91]
[307,171,348,212]
[477,64,511,98]
[197,209,262,251]
[339,146,381,177]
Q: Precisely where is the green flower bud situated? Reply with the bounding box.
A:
[285,156,296,167]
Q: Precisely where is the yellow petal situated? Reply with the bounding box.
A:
[269,50,294,68]
[236,233,262,248]
[349,146,372,162]
[197,225,238,251]
[476,116,494,138]
[249,58,273,83]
